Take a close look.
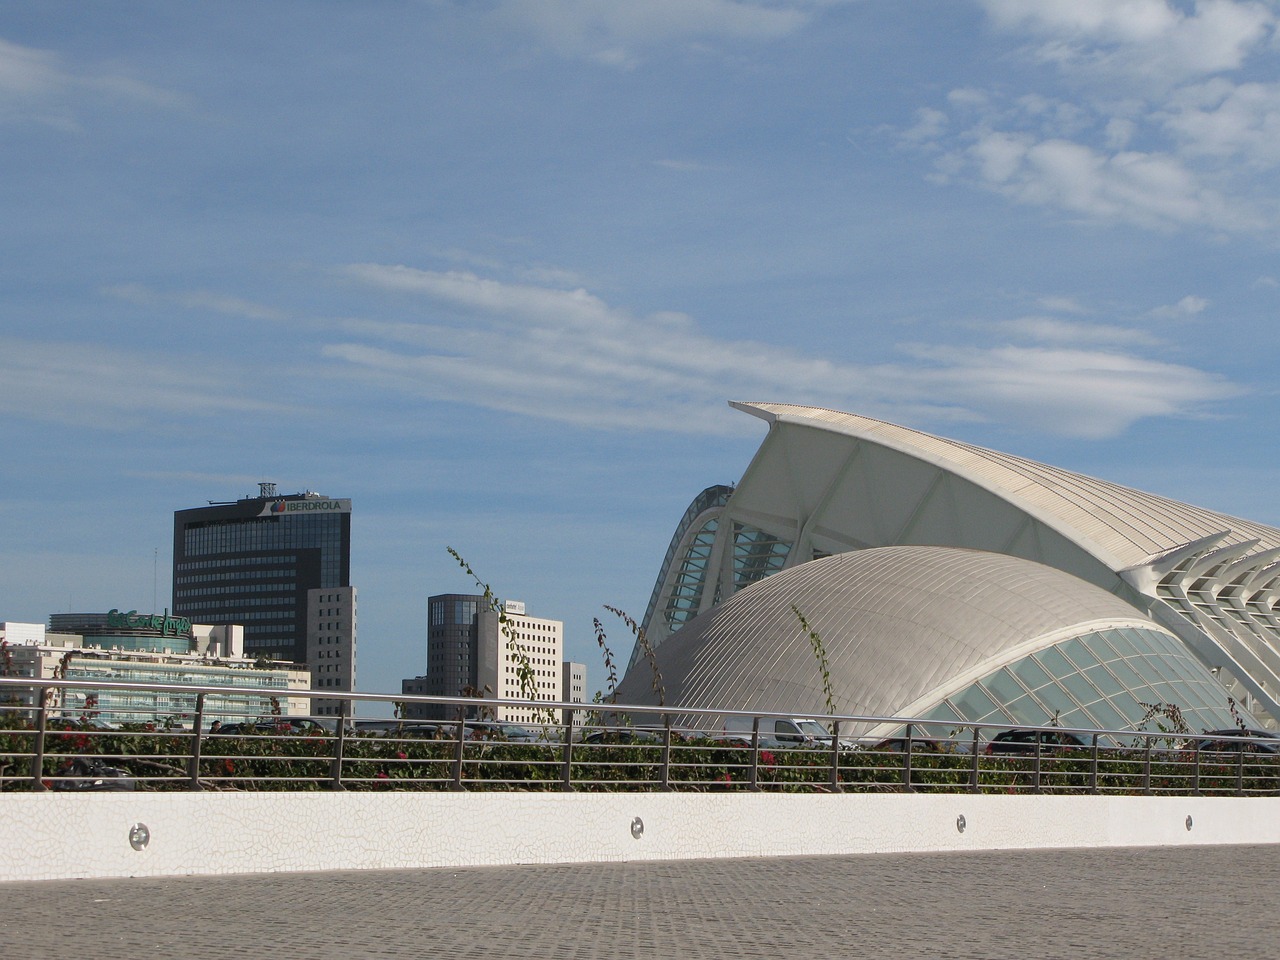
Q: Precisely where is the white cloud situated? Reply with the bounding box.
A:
[992,316,1159,347]
[0,35,184,127]
[493,0,821,65]
[906,3,1280,232]
[979,0,1276,83]
[105,284,289,322]
[330,264,1240,439]
[949,132,1260,230]
[1147,294,1211,319]
[0,338,292,430]
[1161,79,1280,166]
[902,343,1241,439]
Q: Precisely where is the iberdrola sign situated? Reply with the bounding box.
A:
[255,498,351,517]
[107,609,193,637]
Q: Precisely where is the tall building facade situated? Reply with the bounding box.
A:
[403,594,564,723]
[172,483,352,667]
[307,585,356,716]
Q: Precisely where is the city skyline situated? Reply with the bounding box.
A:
[3,2,1279,696]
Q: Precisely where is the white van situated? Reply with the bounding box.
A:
[724,716,851,748]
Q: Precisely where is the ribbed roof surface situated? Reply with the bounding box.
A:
[617,546,1158,720]
[733,402,1280,569]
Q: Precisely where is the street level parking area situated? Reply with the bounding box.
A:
[3,844,1279,959]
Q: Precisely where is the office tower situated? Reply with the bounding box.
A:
[403,594,563,723]
[172,482,351,667]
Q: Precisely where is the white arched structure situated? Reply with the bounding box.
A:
[638,402,1280,727]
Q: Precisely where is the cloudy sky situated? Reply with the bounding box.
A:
[3,0,1279,696]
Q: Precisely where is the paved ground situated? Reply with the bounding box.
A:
[2,845,1276,959]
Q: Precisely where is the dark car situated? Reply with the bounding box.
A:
[354,720,443,738]
[580,729,660,745]
[866,736,944,753]
[1196,729,1280,754]
[51,757,136,791]
[985,729,1086,755]
[216,717,330,736]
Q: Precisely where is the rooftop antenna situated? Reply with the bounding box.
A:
[259,481,277,498]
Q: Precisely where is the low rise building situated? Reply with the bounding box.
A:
[0,613,310,726]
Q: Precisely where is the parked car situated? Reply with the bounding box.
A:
[215,717,330,736]
[1196,729,1280,754]
[51,757,135,791]
[724,717,856,749]
[353,719,443,738]
[580,728,661,745]
[864,736,945,753]
[985,729,1086,755]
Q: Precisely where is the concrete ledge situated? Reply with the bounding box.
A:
[4,791,1279,882]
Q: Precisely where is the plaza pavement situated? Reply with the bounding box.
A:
[2,844,1275,959]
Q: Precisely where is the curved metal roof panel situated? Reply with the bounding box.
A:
[617,546,1158,722]
[732,401,1280,569]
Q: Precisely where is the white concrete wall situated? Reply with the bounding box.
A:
[3,791,1279,883]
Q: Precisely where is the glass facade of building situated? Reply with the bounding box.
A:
[922,626,1244,738]
[173,493,351,664]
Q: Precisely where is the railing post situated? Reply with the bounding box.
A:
[1236,748,1245,797]
[660,717,672,790]
[329,699,348,791]
[1191,745,1202,796]
[748,718,760,792]
[560,710,575,792]
[969,726,980,793]
[188,693,206,791]
[901,723,914,793]
[451,706,466,791]
[1089,734,1099,795]
[828,720,842,793]
[1143,737,1152,796]
[31,688,49,791]
[1032,737,1042,794]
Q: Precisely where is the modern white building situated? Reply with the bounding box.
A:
[630,402,1280,732]
[404,595,565,723]
[0,617,310,725]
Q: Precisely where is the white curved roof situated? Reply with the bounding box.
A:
[618,546,1160,724]
[733,401,1280,569]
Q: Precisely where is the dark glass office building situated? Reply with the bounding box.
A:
[172,483,351,664]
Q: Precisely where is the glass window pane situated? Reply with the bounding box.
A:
[953,684,1004,722]
[1059,637,1100,670]
[1106,629,1143,657]
[1033,647,1075,681]
[1058,669,1103,707]
[1082,664,1126,699]
[1010,656,1053,691]
[1083,631,1124,662]
[1003,695,1053,726]
[1082,698,1126,732]
[980,669,1028,705]
[1107,657,1147,690]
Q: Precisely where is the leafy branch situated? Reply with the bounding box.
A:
[448,546,557,725]
[603,605,664,707]
[792,604,837,719]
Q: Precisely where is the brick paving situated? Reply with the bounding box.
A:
[2,845,1276,959]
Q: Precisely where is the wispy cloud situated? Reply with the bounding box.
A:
[0,35,185,127]
[0,338,292,430]
[329,263,1240,439]
[1147,294,1210,319]
[492,0,825,67]
[104,284,289,322]
[979,0,1275,84]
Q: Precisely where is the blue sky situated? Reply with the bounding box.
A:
[3,0,1279,698]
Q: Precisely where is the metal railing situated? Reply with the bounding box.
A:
[3,676,1279,796]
